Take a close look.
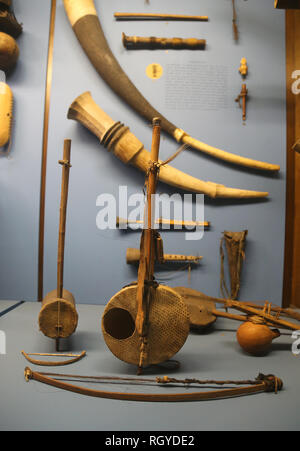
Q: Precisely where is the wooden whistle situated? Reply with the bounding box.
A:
[122,33,206,50]
[235,84,248,122]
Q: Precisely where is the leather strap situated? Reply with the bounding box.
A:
[24,368,282,402]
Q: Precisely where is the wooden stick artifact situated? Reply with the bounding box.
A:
[232,0,239,42]
[38,0,57,302]
[114,12,209,21]
[57,140,72,300]
[117,217,210,229]
[235,84,248,122]
[122,33,206,50]
[63,0,280,172]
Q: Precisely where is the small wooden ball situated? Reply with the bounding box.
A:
[0,32,19,72]
[237,320,280,356]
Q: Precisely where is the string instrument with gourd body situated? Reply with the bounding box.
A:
[101,119,190,374]
[38,140,78,351]
[175,287,300,355]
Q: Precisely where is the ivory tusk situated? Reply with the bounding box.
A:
[68,92,269,199]
[63,0,280,172]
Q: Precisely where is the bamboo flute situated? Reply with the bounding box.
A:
[114,12,209,21]
[117,217,210,229]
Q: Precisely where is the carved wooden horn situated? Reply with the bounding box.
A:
[68,92,269,199]
[63,0,279,173]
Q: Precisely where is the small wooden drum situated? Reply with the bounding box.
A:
[39,289,78,339]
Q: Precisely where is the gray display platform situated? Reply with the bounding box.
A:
[0,302,299,431]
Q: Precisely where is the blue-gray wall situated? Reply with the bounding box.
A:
[0,0,286,305]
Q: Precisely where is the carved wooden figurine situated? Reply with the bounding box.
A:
[239,58,248,78]
[38,140,78,351]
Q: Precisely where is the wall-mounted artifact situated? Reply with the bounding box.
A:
[232,0,239,42]
[0,31,18,149]
[220,230,248,300]
[275,0,300,9]
[24,367,283,401]
[117,217,210,230]
[63,0,280,173]
[235,84,248,122]
[38,140,78,351]
[0,31,18,71]
[0,0,22,38]
[126,247,202,265]
[239,57,248,78]
[114,12,209,21]
[0,70,12,148]
[122,33,206,51]
[68,92,269,199]
[102,119,190,374]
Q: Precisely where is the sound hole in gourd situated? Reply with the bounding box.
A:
[103,308,135,340]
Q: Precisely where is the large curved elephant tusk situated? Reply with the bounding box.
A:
[68,92,269,199]
[63,0,280,173]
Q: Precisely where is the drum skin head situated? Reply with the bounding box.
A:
[174,287,217,330]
